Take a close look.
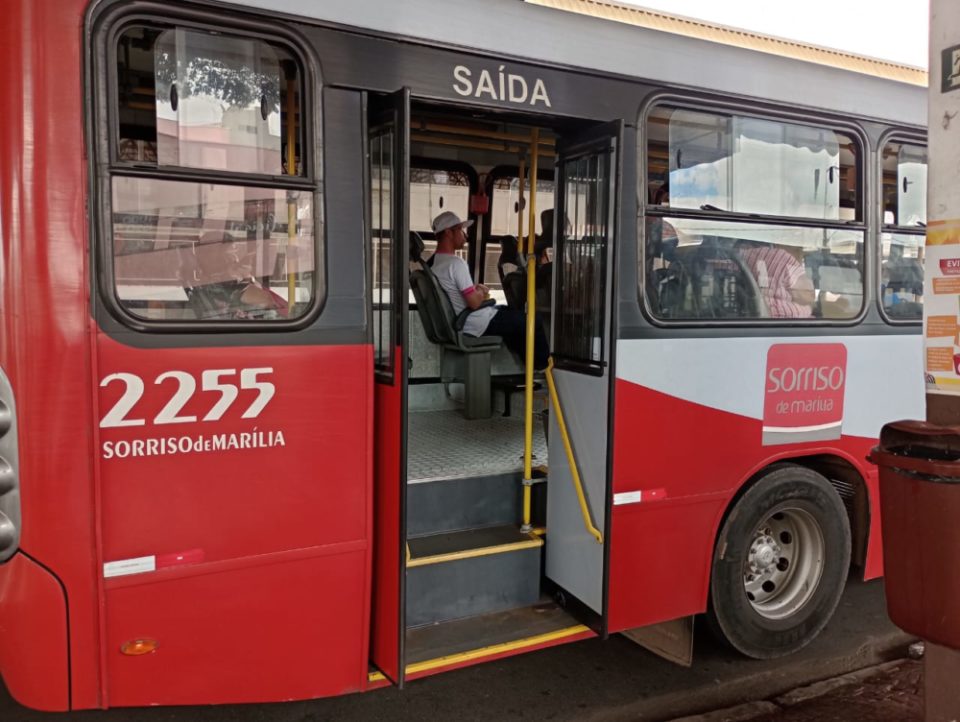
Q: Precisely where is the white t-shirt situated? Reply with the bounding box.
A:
[430,253,497,337]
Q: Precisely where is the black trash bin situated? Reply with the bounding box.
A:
[869,420,960,650]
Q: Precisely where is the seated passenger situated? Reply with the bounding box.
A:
[431,211,549,370]
[186,231,288,320]
[738,241,814,318]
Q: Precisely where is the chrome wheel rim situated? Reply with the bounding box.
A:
[743,507,825,620]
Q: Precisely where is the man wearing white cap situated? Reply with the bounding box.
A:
[431,211,548,369]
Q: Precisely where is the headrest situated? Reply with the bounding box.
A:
[409,231,425,262]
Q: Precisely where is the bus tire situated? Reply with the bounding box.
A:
[707,465,851,659]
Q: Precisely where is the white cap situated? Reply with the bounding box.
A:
[432,211,474,234]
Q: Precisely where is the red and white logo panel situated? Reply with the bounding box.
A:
[763,343,847,446]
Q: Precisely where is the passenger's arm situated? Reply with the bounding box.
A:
[462,284,490,310]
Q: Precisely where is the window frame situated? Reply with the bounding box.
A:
[638,93,869,328]
[90,4,324,333]
[877,130,927,326]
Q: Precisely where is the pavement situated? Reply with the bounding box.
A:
[0,577,917,721]
[670,658,923,721]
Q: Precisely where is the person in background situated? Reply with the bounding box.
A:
[186,231,289,320]
[431,211,549,369]
[738,241,814,318]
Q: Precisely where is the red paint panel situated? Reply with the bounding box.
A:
[97,337,370,566]
[607,378,878,633]
[1,0,103,709]
[369,349,404,684]
[105,550,367,706]
[96,337,373,705]
[0,554,69,711]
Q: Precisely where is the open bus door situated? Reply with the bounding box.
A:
[368,88,410,686]
[545,121,622,619]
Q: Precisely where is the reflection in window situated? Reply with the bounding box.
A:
[880,141,926,321]
[111,177,314,321]
[881,233,924,320]
[645,217,863,320]
[882,142,927,227]
[648,107,859,221]
[116,25,302,176]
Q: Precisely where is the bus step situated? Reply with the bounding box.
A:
[406,525,543,628]
[406,472,546,537]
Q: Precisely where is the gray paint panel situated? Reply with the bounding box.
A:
[546,368,608,613]
[233,0,925,127]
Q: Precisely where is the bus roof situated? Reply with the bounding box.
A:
[228,0,928,128]
[528,0,927,87]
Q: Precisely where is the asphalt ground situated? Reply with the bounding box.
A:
[1,577,913,722]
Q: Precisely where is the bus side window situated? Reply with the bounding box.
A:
[109,25,316,325]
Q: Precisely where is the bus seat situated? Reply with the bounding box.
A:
[408,231,503,419]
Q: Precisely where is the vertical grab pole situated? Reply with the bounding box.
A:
[521,128,540,533]
[517,156,526,244]
[285,70,298,314]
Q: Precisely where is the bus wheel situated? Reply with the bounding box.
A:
[707,465,851,659]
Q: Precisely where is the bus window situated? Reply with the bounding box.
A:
[880,141,926,321]
[111,178,314,321]
[409,168,471,236]
[110,24,316,324]
[644,105,864,321]
[486,175,555,302]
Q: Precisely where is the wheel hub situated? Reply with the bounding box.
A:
[749,534,781,575]
[742,508,826,620]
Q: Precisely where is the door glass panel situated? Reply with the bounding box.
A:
[554,149,610,372]
[371,128,395,374]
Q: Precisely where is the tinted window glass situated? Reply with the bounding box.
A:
[646,217,863,320]
[111,177,314,321]
[117,25,302,176]
[649,107,859,221]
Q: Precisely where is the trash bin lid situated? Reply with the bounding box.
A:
[869,419,960,482]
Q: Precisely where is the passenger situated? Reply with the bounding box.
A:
[188,231,289,320]
[431,211,549,370]
[738,241,814,318]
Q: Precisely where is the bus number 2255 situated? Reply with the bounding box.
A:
[99,368,275,428]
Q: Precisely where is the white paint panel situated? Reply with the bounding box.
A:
[104,555,156,578]
[616,335,925,439]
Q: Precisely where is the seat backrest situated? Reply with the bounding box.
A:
[502,270,526,309]
[497,235,522,285]
[409,231,461,346]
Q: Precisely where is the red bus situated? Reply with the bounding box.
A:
[0,0,927,711]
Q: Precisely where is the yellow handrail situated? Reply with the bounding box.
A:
[521,130,540,532]
[544,358,603,544]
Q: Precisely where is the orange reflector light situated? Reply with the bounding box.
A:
[120,639,159,656]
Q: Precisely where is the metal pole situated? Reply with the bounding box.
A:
[521,128,540,533]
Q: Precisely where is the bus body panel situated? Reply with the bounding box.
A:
[0,0,104,709]
[95,337,373,705]
[0,554,70,711]
[607,335,924,632]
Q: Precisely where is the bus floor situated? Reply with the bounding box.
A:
[403,600,588,679]
[406,408,548,483]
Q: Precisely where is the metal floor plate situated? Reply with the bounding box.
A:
[407,410,548,483]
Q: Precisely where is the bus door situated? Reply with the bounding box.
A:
[368,88,410,686]
[545,121,622,617]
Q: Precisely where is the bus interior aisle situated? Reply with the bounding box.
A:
[395,107,580,665]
